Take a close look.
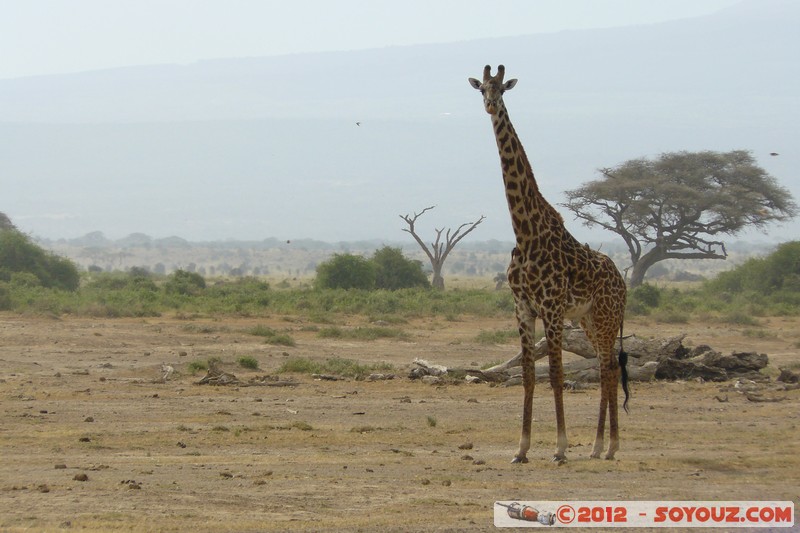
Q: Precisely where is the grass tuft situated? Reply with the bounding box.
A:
[246,325,296,346]
[277,356,394,380]
[237,356,259,369]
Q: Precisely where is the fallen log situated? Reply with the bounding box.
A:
[419,327,771,386]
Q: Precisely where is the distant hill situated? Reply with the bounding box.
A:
[2,0,797,243]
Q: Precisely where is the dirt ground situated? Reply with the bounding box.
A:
[1,312,798,532]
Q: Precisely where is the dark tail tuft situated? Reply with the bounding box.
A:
[619,348,630,413]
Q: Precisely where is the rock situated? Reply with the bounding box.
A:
[696,351,768,372]
[777,368,800,384]
[655,358,728,381]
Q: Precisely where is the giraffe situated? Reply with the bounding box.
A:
[469,65,629,463]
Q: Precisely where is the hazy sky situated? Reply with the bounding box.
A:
[2,0,741,80]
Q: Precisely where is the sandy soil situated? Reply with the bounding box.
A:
[1,313,798,532]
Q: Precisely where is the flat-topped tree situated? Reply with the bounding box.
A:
[562,150,798,287]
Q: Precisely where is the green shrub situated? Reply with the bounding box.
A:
[164,270,206,296]
[371,246,430,290]
[0,229,80,291]
[706,241,800,296]
[315,254,376,290]
[627,283,661,315]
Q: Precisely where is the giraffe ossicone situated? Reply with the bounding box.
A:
[469,65,629,463]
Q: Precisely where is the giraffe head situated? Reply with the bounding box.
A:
[468,64,518,115]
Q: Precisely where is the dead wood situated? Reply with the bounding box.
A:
[744,392,788,403]
[197,365,297,387]
[418,327,772,386]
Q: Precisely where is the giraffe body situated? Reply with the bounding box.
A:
[469,65,628,463]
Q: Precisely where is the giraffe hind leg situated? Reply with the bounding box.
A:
[582,317,610,459]
[588,329,621,460]
[543,317,568,463]
[604,363,621,459]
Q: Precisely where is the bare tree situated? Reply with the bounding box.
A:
[400,206,485,290]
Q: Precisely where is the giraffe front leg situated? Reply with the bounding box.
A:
[551,367,568,464]
[508,251,536,464]
[513,356,534,464]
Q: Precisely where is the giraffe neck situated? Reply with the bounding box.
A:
[490,104,549,247]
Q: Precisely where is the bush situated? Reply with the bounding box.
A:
[626,283,662,315]
[164,270,206,295]
[315,254,376,290]
[0,229,80,291]
[371,246,430,290]
[707,241,800,296]
[86,270,158,292]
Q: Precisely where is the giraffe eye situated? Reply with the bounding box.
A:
[480,89,485,95]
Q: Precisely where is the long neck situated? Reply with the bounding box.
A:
[490,103,544,246]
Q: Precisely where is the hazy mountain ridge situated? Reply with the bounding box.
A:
[2,0,797,243]
[1,1,796,123]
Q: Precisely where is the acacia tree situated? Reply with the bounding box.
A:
[400,206,485,290]
[562,150,797,287]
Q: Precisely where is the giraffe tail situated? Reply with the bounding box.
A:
[618,322,630,413]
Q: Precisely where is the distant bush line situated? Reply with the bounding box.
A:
[2,235,799,323]
[0,269,515,319]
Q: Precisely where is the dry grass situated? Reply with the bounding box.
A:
[0,314,798,531]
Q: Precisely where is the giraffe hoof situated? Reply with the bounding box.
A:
[552,455,567,465]
[590,452,601,459]
[511,455,528,464]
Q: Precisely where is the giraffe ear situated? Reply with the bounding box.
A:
[503,79,518,91]
[468,78,482,90]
